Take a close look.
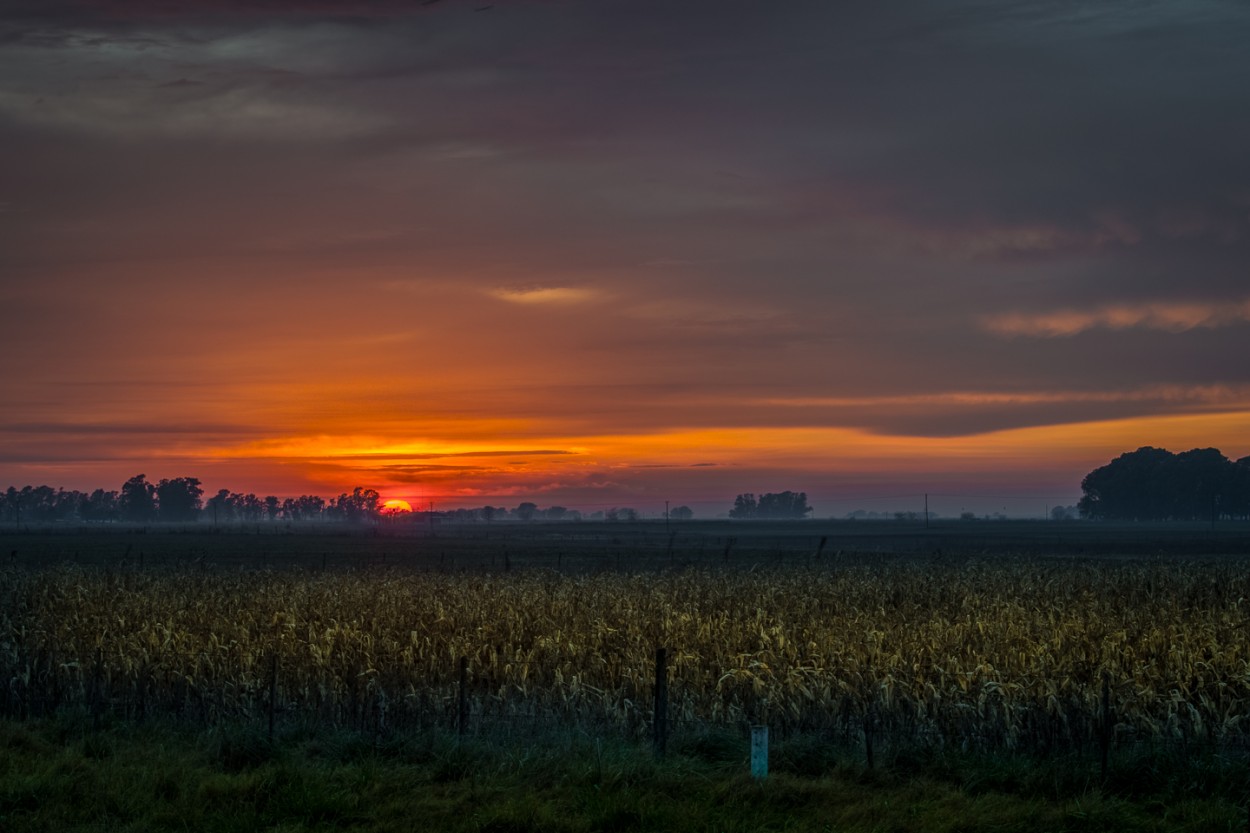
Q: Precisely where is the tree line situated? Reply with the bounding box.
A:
[728,491,813,519]
[0,476,696,525]
[1079,447,1250,521]
[0,476,385,525]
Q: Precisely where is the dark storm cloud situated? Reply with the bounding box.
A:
[3,0,445,25]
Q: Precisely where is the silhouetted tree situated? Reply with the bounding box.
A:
[757,491,813,519]
[298,495,326,520]
[278,495,325,521]
[1233,457,1250,519]
[2,486,19,523]
[119,474,157,523]
[670,505,694,520]
[729,494,757,519]
[157,477,204,522]
[515,502,538,522]
[330,487,381,523]
[730,491,812,519]
[237,493,264,522]
[81,488,120,522]
[206,489,234,523]
[1079,446,1247,520]
[606,507,638,522]
[24,486,59,522]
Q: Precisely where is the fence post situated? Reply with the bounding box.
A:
[751,725,769,779]
[458,656,468,739]
[653,647,668,758]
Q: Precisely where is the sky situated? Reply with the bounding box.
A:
[2,0,1248,517]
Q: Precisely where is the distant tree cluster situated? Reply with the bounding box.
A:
[0,479,672,526]
[729,491,813,519]
[0,475,381,525]
[846,509,949,521]
[1079,447,1250,521]
[441,503,585,522]
[0,475,207,525]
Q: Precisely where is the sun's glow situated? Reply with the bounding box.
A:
[381,499,412,513]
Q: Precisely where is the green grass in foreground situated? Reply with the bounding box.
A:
[1,717,1246,832]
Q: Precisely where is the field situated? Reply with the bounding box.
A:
[3,519,1250,831]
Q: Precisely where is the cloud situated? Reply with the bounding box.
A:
[488,285,602,305]
[983,299,1250,338]
[3,1,438,26]
[742,384,1250,438]
[335,449,574,460]
[764,385,1250,409]
[0,83,389,140]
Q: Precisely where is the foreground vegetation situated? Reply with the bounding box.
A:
[4,552,1250,752]
[4,524,1250,829]
[2,716,1247,832]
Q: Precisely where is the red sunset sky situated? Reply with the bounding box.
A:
[2,1,1248,516]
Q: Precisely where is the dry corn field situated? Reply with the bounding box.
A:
[3,559,1250,752]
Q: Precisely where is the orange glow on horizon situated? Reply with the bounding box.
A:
[381,499,412,513]
[169,407,1250,504]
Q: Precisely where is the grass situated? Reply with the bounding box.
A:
[1,717,1246,832]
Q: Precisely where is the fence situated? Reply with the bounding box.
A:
[3,640,1243,779]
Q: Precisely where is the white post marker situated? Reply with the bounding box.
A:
[750,725,769,780]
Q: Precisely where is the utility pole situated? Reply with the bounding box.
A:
[665,500,670,532]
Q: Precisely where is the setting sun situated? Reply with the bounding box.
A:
[3,1,1246,520]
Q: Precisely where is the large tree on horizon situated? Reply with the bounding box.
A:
[119,474,157,523]
[1079,447,1248,521]
[157,477,204,523]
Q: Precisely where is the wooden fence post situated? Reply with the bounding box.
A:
[653,647,668,758]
